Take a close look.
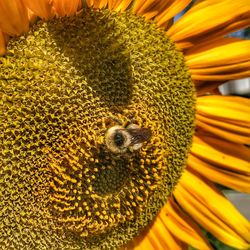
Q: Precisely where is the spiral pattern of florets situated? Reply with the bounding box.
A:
[0,8,195,249]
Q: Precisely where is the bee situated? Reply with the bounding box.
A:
[105,123,152,154]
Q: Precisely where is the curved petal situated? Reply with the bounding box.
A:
[167,0,250,45]
[190,71,250,81]
[155,0,192,28]
[190,61,250,75]
[128,216,188,250]
[132,0,188,25]
[188,154,250,193]
[93,0,108,9]
[191,135,250,174]
[189,60,250,82]
[23,0,54,19]
[185,38,250,69]
[196,95,250,123]
[0,30,7,55]
[132,0,166,15]
[179,17,250,50]
[52,0,82,16]
[174,170,250,249]
[0,0,29,36]
[160,199,212,250]
[112,0,133,12]
[196,95,250,144]
[85,0,94,7]
[107,0,116,9]
[27,8,37,24]
[196,116,250,144]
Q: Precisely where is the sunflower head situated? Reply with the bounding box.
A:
[1,1,249,250]
[0,5,196,248]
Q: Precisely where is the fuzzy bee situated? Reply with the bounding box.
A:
[105,123,152,154]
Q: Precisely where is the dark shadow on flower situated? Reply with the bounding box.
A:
[47,10,133,108]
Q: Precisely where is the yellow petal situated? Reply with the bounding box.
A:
[196,118,250,144]
[190,71,250,81]
[92,0,101,8]
[195,134,250,161]
[86,0,94,7]
[147,220,174,250]
[174,171,250,249]
[155,0,192,27]
[108,0,121,9]
[0,0,29,36]
[175,40,194,50]
[176,18,250,50]
[167,0,250,42]
[133,0,164,14]
[0,30,7,55]
[196,95,250,123]
[95,0,108,9]
[197,95,250,112]
[192,135,250,174]
[52,0,82,16]
[197,112,250,134]
[131,0,142,13]
[137,0,160,13]
[160,199,212,250]
[205,18,250,43]
[127,215,186,250]
[130,234,155,250]
[180,17,250,50]
[91,0,107,8]
[113,0,133,12]
[188,154,250,193]
[149,217,187,250]
[132,0,186,24]
[185,38,250,69]
[190,61,250,73]
[23,0,54,19]
[189,60,250,82]
[196,105,250,122]
[27,8,37,24]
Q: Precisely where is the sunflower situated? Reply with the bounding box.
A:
[0,0,250,249]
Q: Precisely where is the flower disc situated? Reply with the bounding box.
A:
[0,8,195,249]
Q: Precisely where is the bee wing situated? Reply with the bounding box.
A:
[126,128,152,145]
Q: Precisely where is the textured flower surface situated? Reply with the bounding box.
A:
[0,0,250,250]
